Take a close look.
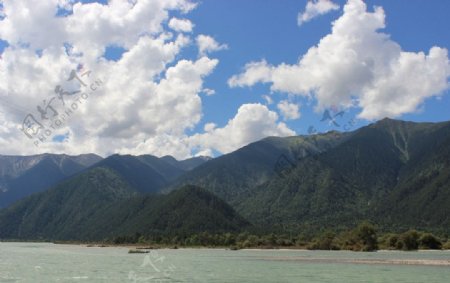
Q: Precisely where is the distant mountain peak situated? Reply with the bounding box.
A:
[0,153,103,208]
[160,155,178,162]
[193,155,213,161]
[374,117,414,126]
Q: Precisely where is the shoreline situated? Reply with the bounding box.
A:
[2,240,450,252]
[2,241,449,267]
[255,256,450,266]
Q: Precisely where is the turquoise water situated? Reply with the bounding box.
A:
[0,242,449,282]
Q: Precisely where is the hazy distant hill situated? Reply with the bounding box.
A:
[0,153,102,208]
[0,153,210,208]
[87,154,211,194]
[160,155,212,171]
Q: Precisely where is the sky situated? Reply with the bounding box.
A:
[0,0,449,159]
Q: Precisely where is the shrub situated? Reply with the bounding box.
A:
[355,222,378,251]
[308,231,340,250]
[384,234,399,250]
[419,233,442,249]
[443,241,450,250]
[400,230,420,250]
[341,222,378,251]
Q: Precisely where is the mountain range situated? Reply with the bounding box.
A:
[162,118,449,234]
[0,153,102,208]
[0,118,449,240]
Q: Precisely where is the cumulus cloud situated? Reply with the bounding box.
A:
[203,122,216,132]
[189,103,295,154]
[0,0,221,159]
[277,100,300,120]
[228,60,272,88]
[168,17,194,32]
[0,0,295,159]
[298,0,340,26]
[196,34,228,56]
[230,0,450,120]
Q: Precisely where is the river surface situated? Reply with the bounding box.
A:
[0,242,449,282]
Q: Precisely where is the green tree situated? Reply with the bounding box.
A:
[443,241,450,250]
[236,232,249,243]
[383,234,399,250]
[419,233,442,249]
[223,233,236,246]
[309,231,339,250]
[400,230,420,250]
[354,222,378,251]
[243,235,259,247]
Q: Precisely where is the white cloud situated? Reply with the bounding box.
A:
[228,60,272,87]
[230,0,450,120]
[0,0,66,49]
[298,0,340,26]
[277,100,300,120]
[57,0,75,11]
[189,103,295,154]
[202,88,215,96]
[0,0,223,159]
[262,95,273,105]
[168,17,194,33]
[196,34,228,56]
[194,148,213,157]
[204,122,216,132]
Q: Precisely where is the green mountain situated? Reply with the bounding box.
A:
[0,165,248,241]
[168,119,450,234]
[168,131,349,205]
[236,119,450,233]
[89,185,249,240]
[0,167,136,240]
[86,154,210,194]
[160,155,212,171]
[0,154,102,208]
[0,153,210,210]
[374,119,450,231]
[1,118,449,240]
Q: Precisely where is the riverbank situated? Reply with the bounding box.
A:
[51,241,450,253]
[3,223,450,252]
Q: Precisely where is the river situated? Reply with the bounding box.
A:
[0,242,449,282]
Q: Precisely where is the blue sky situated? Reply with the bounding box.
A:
[0,0,449,158]
[96,0,450,134]
[185,0,450,134]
